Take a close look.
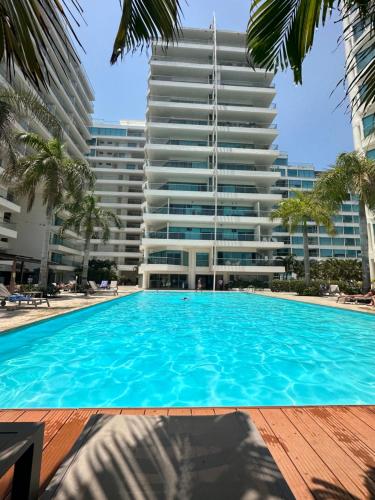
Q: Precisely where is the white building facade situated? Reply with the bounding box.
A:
[272,156,361,260]
[140,26,285,289]
[343,10,375,280]
[0,12,94,284]
[88,121,144,284]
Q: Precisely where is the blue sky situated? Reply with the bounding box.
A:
[79,0,353,170]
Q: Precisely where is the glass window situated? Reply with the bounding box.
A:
[292,236,303,244]
[289,179,302,188]
[196,253,209,267]
[302,181,314,189]
[363,114,375,138]
[89,127,128,137]
[356,46,375,72]
[333,249,346,258]
[319,237,332,245]
[320,249,333,257]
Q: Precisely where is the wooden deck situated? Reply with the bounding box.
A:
[0,406,374,499]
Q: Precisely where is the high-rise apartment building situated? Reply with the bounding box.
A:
[139,26,285,289]
[87,121,144,284]
[272,156,361,260]
[343,10,375,279]
[0,13,94,284]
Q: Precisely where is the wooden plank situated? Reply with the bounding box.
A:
[120,408,145,415]
[306,407,375,471]
[260,408,350,497]
[191,408,215,415]
[244,409,313,499]
[144,408,168,416]
[348,407,375,431]
[167,408,192,416]
[15,410,49,422]
[0,410,25,422]
[213,408,237,415]
[42,410,74,449]
[283,408,370,499]
[96,408,122,415]
[39,409,98,491]
[327,407,375,452]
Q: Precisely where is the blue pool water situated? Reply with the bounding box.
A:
[0,292,374,408]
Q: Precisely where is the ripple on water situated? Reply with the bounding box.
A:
[0,291,374,407]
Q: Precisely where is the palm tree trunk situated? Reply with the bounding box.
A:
[81,239,90,286]
[358,200,371,292]
[39,214,52,288]
[302,222,310,285]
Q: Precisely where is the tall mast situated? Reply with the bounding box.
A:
[212,14,218,291]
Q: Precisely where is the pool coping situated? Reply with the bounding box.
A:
[253,290,375,316]
[0,290,141,336]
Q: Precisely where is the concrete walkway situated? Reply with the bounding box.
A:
[0,286,139,333]
[256,290,375,315]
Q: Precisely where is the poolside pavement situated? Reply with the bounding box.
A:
[255,291,375,315]
[0,286,139,333]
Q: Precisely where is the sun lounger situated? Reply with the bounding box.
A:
[0,284,50,308]
[88,281,117,296]
[109,280,118,293]
[99,280,109,289]
[42,412,294,499]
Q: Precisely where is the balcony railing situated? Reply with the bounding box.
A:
[147,160,209,169]
[146,206,273,217]
[1,220,16,229]
[146,231,275,242]
[147,183,209,192]
[148,138,278,150]
[150,117,277,129]
[147,256,187,265]
[149,95,212,105]
[145,183,275,194]
[151,75,275,88]
[219,79,275,88]
[148,95,277,109]
[152,55,213,65]
[215,258,281,266]
[145,160,276,172]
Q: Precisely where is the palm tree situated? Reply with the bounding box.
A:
[315,151,375,292]
[59,194,121,286]
[1,133,95,287]
[246,0,375,109]
[2,1,182,88]
[0,84,62,163]
[271,191,336,284]
[1,1,83,89]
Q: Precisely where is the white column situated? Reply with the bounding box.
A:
[188,249,195,289]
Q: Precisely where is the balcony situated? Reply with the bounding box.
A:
[0,193,21,213]
[144,182,281,203]
[149,116,277,129]
[142,230,283,250]
[0,220,17,239]
[213,258,284,273]
[143,205,280,226]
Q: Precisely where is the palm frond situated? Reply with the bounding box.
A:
[247,0,375,110]
[0,85,62,138]
[110,0,182,63]
[0,1,83,89]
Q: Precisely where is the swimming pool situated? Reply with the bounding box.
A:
[0,292,374,408]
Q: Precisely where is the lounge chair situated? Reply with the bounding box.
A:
[109,280,118,293]
[42,412,294,499]
[99,280,109,289]
[0,284,50,308]
[337,290,375,305]
[88,281,117,296]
